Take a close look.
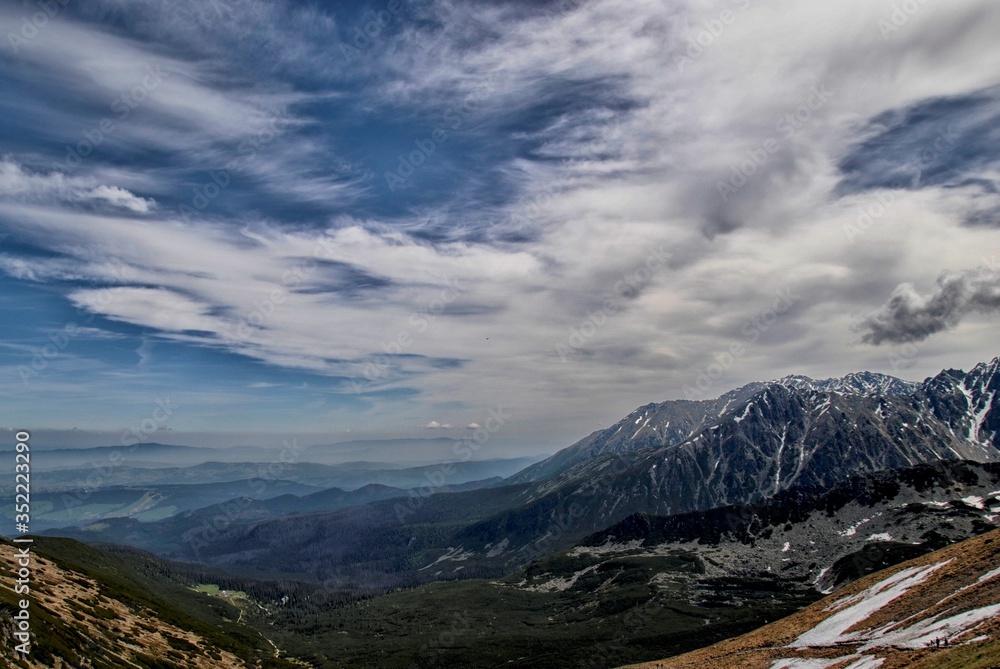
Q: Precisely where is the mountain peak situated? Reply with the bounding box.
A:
[771,370,917,396]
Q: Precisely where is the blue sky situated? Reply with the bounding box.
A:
[1,0,999,452]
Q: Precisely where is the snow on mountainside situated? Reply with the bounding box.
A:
[776,371,919,396]
[624,527,1000,669]
[511,358,1000,488]
[476,358,1000,559]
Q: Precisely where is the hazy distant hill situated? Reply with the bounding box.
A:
[20,456,541,493]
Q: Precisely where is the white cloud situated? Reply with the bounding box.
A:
[0,158,155,212]
[3,0,1000,440]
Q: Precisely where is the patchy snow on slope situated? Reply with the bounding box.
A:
[860,603,1000,650]
[841,656,885,669]
[782,542,791,553]
[839,515,879,537]
[735,402,753,423]
[524,564,600,593]
[769,659,841,669]
[866,533,892,542]
[569,539,643,557]
[770,653,885,668]
[791,561,951,647]
[961,496,986,509]
[418,546,474,571]
[813,567,832,592]
[486,537,510,558]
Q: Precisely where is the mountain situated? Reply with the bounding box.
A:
[510,367,975,485]
[624,526,1000,669]
[463,358,1000,555]
[219,462,1000,669]
[0,479,321,532]
[574,460,1000,594]
[776,370,920,396]
[23,456,540,493]
[26,442,274,472]
[0,536,298,668]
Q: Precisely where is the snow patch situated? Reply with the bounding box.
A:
[960,496,985,509]
[418,546,474,571]
[792,561,950,647]
[769,659,842,669]
[631,415,651,439]
[861,603,1000,650]
[839,515,878,537]
[841,657,885,669]
[524,564,600,593]
[866,533,892,542]
[486,538,509,558]
[782,542,791,553]
[569,539,643,556]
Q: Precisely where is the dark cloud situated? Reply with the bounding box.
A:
[855,267,1000,345]
[837,85,1000,202]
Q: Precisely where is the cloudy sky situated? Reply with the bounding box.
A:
[1,0,999,453]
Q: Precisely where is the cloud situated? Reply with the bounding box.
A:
[423,421,452,429]
[0,158,155,213]
[3,0,1000,442]
[466,422,481,429]
[855,267,1000,345]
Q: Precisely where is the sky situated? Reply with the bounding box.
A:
[1,0,999,454]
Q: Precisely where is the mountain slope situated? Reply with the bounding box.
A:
[0,536,298,668]
[467,358,1000,556]
[574,460,1000,594]
[509,370,922,485]
[623,526,1000,669]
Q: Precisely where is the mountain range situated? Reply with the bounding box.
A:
[7,356,1000,667]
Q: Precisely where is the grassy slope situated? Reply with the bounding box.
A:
[0,535,300,669]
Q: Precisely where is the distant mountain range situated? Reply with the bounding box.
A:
[24,437,536,472]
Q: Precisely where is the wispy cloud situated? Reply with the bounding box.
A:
[1,0,999,444]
